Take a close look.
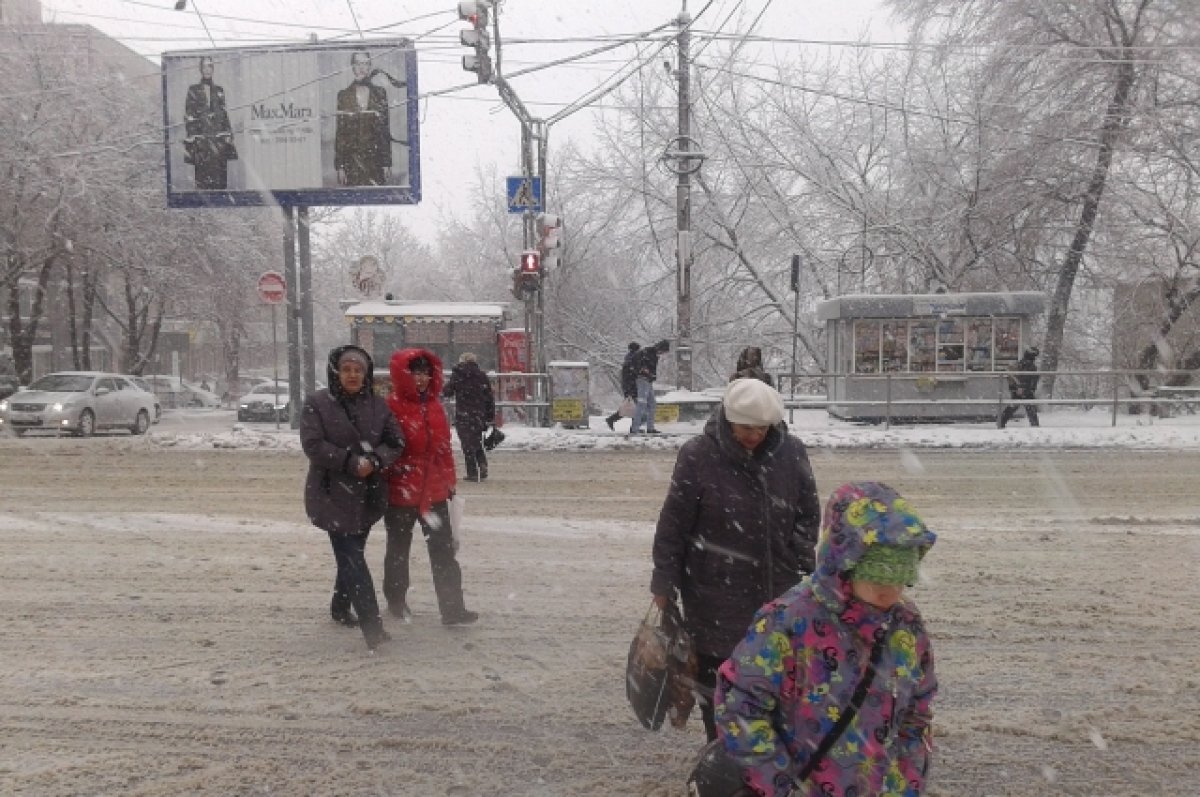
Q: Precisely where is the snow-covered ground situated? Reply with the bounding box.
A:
[144,404,1200,452]
[2,409,1198,795]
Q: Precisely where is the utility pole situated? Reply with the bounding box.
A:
[674,5,694,390]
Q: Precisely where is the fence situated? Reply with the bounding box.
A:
[775,369,1200,429]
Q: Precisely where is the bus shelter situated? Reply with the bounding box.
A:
[816,291,1045,422]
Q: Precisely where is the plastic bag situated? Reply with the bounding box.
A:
[619,397,635,418]
[626,601,696,730]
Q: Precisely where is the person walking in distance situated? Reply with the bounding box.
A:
[382,349,478,626]
[999,347,1041,428]
[442,352,496,482]
[606,341,641,431]
[300,345,404,653]
[650,377,821,741]
[730,346,773,386]
[630,339,670,435]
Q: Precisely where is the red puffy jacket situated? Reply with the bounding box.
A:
[384,348,456,514]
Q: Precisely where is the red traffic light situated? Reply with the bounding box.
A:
[520,250,541,273]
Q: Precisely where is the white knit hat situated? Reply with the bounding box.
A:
[723,378,785,425]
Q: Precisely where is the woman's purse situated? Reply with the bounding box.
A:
[483,426,505,450]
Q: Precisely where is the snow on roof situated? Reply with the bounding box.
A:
[344,301,507,321]
[817,291,1046,321]
[547,360,589,368]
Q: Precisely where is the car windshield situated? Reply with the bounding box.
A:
[30,374,93,392]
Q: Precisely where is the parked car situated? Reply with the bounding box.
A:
[237,384,290,423]
[0,371,155,437]
[127,377,163,423]
[141,375,222,409]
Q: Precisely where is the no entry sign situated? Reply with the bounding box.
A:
[256,271,287,304]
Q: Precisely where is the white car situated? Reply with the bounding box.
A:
[0,371,156,437]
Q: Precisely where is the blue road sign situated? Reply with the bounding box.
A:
[506,176,543,214]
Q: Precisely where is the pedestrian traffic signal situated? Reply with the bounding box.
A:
[458,1,492,84]
[511,250,541,299]
[537,213,562,270]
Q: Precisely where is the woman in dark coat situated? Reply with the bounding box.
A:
[301,345,404,652]
[650,377,821,740]
[442,352,496,482]
[383,348,478,626]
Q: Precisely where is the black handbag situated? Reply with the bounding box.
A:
[483,426,505,451]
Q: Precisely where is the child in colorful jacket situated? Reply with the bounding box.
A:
[714,481,937,797]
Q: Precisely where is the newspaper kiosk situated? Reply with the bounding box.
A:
[817,291,1045,422]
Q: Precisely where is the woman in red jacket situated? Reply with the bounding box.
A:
[382,348,478,626]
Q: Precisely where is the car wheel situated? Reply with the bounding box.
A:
[77,409,96,437]
[131,409,150,435]
[13,428,26,438]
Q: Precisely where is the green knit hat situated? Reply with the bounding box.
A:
[850,544,920,586]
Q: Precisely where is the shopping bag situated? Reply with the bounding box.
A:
[483,426,506,451]
[619,397,635,418]
[447,495,464,553]
[626,601,696,730]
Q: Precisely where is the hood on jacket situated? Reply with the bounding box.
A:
[326,344,376,400]
[388,347,445,402]
[810,481,936,610]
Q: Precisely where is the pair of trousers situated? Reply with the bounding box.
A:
[327,529,385,644]
[456,420,488,480]
[1000,403,1039,427]
[630,377,657,432]
[695,652,725,742]
[383,502,467,618]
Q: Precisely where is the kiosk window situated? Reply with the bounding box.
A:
[967,320,994,371]
[910,322,936,372]
[853,320,881,374]
[995,318,1020,367]
[881,321,907,372]
[936,319,965,372]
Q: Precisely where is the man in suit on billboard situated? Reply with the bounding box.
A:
[335,50,393,187]
[183,56,237,190]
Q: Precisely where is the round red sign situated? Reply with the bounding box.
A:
[257,271,287,305]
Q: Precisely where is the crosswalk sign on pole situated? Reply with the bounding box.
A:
[506,176,543,214]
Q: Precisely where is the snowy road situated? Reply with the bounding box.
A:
[0,435,1197,795]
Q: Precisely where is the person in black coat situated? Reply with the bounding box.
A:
[300,345,405,651]
[650,377,821,740]
[729,345,773,386]
[442,352,496,481]
[334,50,393,187]
[605,341,640,431]
[183,56,237,190]
[630,338,670,434]
[1000,347,1041,428]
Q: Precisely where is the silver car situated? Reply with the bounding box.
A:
[0,371,156,437]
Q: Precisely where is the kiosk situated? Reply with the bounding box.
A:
[817,291,1045,422]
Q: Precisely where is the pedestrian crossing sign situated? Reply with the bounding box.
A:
[506,176,543,214]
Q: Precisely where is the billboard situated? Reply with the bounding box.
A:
[161,40,420,208]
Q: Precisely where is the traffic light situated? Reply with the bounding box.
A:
[537,213,562,270]
[458,1,492,84]
[512,250,541,299]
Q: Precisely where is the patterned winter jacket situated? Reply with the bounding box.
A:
[715,482,938,797]
[384,348,456,515]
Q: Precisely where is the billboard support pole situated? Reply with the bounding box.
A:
[298,206,316,400]
[283,206,301,429]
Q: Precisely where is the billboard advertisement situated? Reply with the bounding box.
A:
[161,40,420,208]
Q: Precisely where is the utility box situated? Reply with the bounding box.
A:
[547,360,589,429]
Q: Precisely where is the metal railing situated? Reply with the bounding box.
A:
[775,369,1200,429]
